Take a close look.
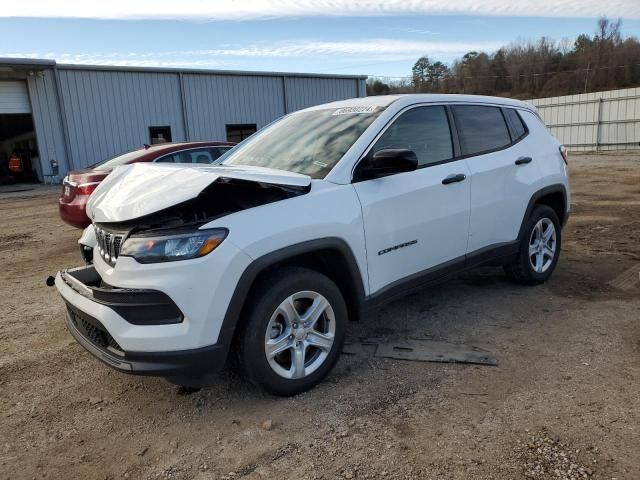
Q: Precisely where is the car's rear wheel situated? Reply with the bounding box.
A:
[236,267,347,396]
[504,205,561,285]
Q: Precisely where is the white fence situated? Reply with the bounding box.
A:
[529,87,640,152]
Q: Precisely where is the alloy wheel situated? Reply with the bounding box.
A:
[264,291,336,379]
[528,217,557,273]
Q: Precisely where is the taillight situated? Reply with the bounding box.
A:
[559,145,568,164]
[76,182,100,196]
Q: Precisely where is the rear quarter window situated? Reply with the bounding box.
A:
[503,108,528,141]
[452,105,512,156]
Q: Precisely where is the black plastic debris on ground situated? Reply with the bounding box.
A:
[343,338,497,366]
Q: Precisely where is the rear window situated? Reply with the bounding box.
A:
[91,149,148,170]
[503,108,528,140]
[452,105,511,156]
[154,147,231,164]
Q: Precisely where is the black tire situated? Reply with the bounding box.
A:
[504,205,562,285]
[236,267,347,396]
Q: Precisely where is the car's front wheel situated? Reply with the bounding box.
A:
[504,204,561,285]
[236,267,347,396]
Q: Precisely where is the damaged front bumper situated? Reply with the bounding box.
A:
[55,265,226,377]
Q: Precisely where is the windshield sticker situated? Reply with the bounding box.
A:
[332,106,378,115]
[313,160,328,168]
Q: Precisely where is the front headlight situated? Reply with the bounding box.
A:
[120,228,228,263]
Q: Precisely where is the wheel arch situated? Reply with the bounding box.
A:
[517,184,568,241]
[216,238,366,361]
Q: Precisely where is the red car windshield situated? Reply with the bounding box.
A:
[90,149,150,171]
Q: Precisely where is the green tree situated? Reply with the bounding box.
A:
[490,49,509,93]
[574,34,594,53]
[427,61,449,90]
[412,56,431,89]
[367,79,390,95]
[401,17,640,98]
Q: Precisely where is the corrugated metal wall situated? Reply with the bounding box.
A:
[57,69,186,168]
[284,77,363,112]
[26,71,69,180]
[529,87,640,151]
[183,74,364,140]
[182,73,285,141]
[27,67,365,174]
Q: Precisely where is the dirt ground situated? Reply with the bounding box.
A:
[1,152,639,480]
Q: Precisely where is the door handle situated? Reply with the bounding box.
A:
[515,156,533,165]
[442,173,466,185]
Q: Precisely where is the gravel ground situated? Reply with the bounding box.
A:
[1,152,639,480]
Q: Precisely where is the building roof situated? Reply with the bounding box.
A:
[0,58,56,71]
[0,58,366,80]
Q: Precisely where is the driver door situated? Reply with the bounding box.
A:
[352,105,471,295]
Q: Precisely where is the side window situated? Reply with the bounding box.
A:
[371,106,453,167]
[192,150,213,164]
[503,108,528,141]
[209,146,232,161]
[154,155,176,163]
[154,149,212,164]
[452,105,511,156]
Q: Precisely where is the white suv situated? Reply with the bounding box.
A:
[55,94,570,396]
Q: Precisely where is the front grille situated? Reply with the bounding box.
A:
[94,225,125,266]
[68,306,124,356]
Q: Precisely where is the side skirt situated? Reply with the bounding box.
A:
[363,241,519,313]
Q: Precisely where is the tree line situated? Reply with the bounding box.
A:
[367,18,640,99]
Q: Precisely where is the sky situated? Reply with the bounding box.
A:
[1,1,639,79]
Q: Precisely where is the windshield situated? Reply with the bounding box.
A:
[221,106,384,178]
[91,149,149,171]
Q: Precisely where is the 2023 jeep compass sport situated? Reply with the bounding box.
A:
[55,94,570,396]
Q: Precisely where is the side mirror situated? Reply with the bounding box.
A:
[357,149,418,180]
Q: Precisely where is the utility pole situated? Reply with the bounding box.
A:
[584,62,590,93]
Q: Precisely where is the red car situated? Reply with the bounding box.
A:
[59,141,235,229]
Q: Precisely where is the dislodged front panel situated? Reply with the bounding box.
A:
[57,69,186,169]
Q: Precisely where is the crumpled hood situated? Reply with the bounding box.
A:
[86,162,311,223]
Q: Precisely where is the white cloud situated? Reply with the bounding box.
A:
[403,29,440,35]
[0,39,503,69]
[183,39,504,57]
[0,52,229,68]
[1,0,639,19]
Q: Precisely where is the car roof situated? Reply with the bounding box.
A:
[141,141,235,152]
[302,94,537,114]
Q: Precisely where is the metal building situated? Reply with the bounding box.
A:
[0,58,366,182]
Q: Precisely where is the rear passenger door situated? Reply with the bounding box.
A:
[353,105,471,294]
[451,105,532,253]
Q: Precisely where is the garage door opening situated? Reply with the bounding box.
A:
[0,113,39,184]
[0,81,39,185]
